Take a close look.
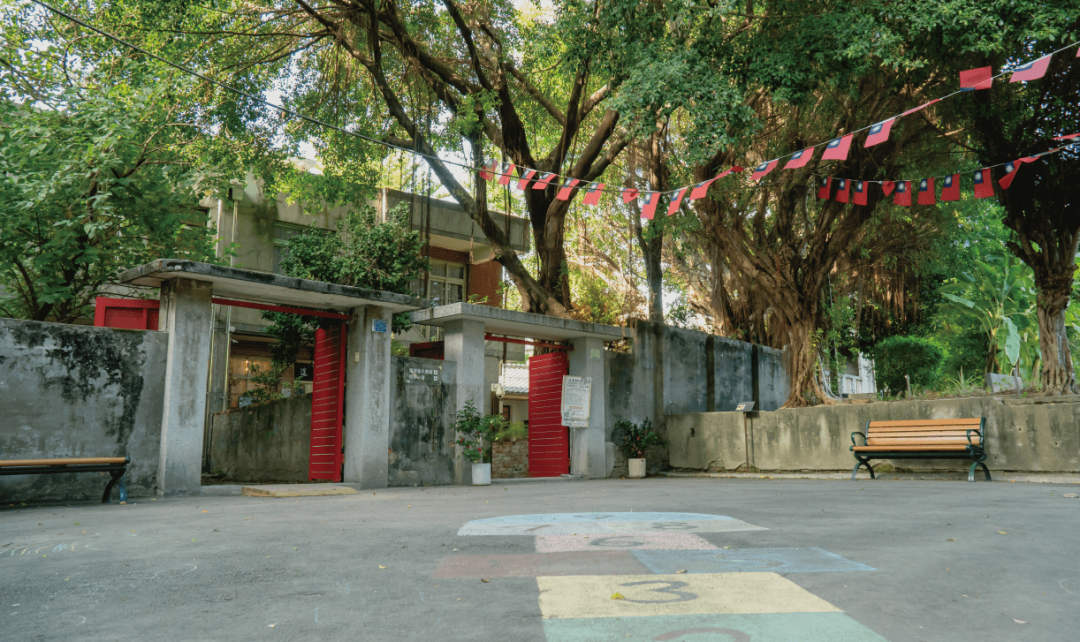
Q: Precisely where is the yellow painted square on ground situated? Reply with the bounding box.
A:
[537,573,840,619]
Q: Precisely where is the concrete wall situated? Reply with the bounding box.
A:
[208,393,312,482]
[668,396,1080,474]
[0,319,166,501]
[388,356,456,487]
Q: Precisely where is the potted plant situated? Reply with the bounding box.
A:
[615,419,662,478]
[454,400,506,485]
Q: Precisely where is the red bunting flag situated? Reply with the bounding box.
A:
[583,183,604,206]
[941,174,960,202]
[1053,133,1080,141]
[818,177,832,199]
[901,99,941,117]
[497,162,516,186]
[960,66,993,91]
[688,179,716,200]
[556,177,580,201]
[881,180,896,196]
[894,180,912,206]
[836,178,851,203]
[1010,55,1051,83]
[821,134,854,161]
[783,147,815,169]
[865,118,895,148]
[479,160,497,181]
[917,177,936,205]
[517,169,537,190]
[998,161,1022,189]
[751,159,779,181]
[640,191,659,219]
[853,180,868,205]
[532,172,557,190]
[667,187,688,216]
[973,168,994,198]
[621,187,639,203]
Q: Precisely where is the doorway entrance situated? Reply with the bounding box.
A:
[527,351,570,477]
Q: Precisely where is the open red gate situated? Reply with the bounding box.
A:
[310,323,346,481]
[528,351,570,477]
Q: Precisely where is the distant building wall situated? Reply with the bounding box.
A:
[0,318,166,502]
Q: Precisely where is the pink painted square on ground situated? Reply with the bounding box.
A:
[535,533,717,553]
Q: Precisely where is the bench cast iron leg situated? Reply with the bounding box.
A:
[102,468,127,503]
[851,459,875,480]
[968,460,991,483]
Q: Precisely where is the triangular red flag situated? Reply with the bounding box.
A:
[688,179,716,200]
[998,161,1022,189]
[517,169,537,190]
[640,192,659,219]
[941,174,960,202]
[1052,133,1079,142]
[821,134,853,161]
[556,177,580,200]
[621,187,639,203]
[817,177,832,200]
[1010,55,1052,83]
[894,180,912,206]
[582,183,604,206]
[667,187,688,216]
[853,180,868,205]
[497,162,516,186]
[751,159,779,181]
[783,147,815,169]
[973,169,994,198]
[835,178,851,203]
[960,66,993,91]
[901,99,941,117]
[532,172,557,190]
[479,160,497,181]
[865,118,895,148]
[881,181,896,196]
[917,177,936,205]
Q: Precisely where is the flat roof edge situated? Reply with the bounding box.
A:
[410,302,627,341]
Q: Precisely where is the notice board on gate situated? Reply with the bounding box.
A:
[560,376,591,428]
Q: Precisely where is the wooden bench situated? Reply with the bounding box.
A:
[0,457,130,502]
[851,419,990,482]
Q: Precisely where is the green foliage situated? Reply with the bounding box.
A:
[264,203,428,365]
[614,419,663,460]
[452,400,507,463]
[870,336,947,396]
[489,421,528,443]
[238,363,305,407]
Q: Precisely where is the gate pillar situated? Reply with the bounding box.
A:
[443,318,486,485]
[342,305,394,488]
[568,336,608,479]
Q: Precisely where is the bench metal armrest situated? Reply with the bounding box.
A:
[965,428,982,448]
[850,431,867,450]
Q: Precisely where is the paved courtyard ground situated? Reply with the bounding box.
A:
[2,477,1078,641]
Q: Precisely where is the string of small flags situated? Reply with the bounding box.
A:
[479,41,1080,218]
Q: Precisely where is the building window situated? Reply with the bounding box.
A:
[412,260,466,304]
[273,223,305,274]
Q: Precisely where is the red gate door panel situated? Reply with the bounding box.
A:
[310,323,346,481]
[94,297,159,330]
[528,352,570,477]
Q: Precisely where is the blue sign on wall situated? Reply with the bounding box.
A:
[371,319,388,333]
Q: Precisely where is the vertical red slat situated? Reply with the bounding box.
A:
[310,323,345,481]
[528,352,570,477]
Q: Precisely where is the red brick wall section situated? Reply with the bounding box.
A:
[424,245,470,264]
[491,439,529,479]
[468,260,502,307]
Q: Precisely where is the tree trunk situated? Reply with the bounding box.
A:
[1036,281,1078,395]
[642,233,663,322]
[783,315,833,408]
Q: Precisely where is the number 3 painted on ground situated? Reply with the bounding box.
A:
[618,580,698,603]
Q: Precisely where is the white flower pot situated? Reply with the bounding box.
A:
[628,458,646,478]
[472,462,492,485]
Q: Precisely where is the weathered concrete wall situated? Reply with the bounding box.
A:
[662,326,709,414]
[668,396,1080,473]
[755,345,790,411]
[208,393,312,482]
[0,319,166,501]
[711,336,753,412]
[388,356,456,487]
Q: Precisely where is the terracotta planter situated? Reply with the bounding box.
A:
[628,458,646,478]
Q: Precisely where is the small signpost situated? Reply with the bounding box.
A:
[735,400,755,472]
[560,376,592,428]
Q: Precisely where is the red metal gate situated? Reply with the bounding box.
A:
[528,351,570,477]
[94,297,159,330]
[310,323,346,481]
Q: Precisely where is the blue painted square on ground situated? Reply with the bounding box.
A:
[631,547,875,574]
[542,612,889,642]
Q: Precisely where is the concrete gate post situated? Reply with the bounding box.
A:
[568,336,607,479]
[443,318,486,485]
[157,278,214,495]
[343,305,394,488]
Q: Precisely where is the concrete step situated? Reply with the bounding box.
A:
[240,484,360,497]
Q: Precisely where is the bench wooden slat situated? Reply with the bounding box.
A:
[867,425,982,433]
[867,430,974,437]
[854,445,970,452]
[868,438,979,446]
[0,458,127,467]
[868,418,981,427]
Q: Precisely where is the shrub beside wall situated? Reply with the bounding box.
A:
[870,336,946,395]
